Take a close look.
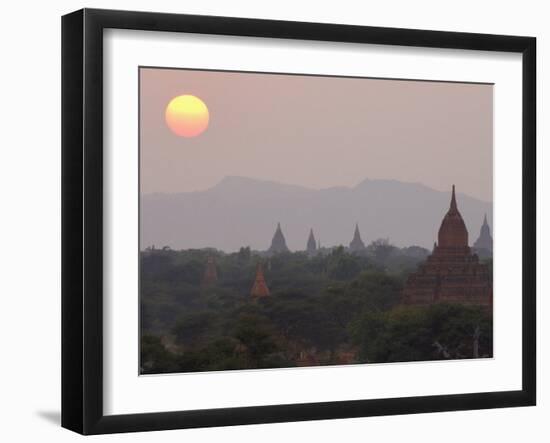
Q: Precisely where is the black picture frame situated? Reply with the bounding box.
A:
[62,8,536,435]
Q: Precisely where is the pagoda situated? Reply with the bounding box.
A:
[349,223,366,253]
[306,228,317,256]
[202,256,218,287]
[402,185,492,306]
[250,263,270,299]
[268,222,290,254]
[473,214,493,258]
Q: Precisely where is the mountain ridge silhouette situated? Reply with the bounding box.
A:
[141,176,492,251]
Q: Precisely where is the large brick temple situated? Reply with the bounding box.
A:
[402,185,492,306]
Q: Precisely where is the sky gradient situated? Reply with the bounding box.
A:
[140,68,493,202]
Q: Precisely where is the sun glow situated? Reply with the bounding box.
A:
[165,95,209,137]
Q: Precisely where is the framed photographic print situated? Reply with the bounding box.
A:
[61,8,536,435]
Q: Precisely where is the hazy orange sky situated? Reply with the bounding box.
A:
[140,68,493,202]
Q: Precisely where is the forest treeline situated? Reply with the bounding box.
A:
[140,242,493,374]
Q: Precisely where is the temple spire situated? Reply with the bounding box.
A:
[202,256,218,287]
[306,228,317,255]
[268,222,290,254]
[473,213,493,256]
[437,185,468,248]
[450,184,457,211]
[250,263,270,299]
[349,223,366,253]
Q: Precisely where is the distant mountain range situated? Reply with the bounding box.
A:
[141,176,492,251]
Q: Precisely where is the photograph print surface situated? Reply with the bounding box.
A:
[139,67,494,374]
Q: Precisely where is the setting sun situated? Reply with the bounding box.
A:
[165,94,209,137]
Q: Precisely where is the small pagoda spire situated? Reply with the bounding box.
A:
[250,263,270,299]
[349,223,366,252]
[202,256,218,287]
[306,228,317,255]
[268,222,290,254]
[473,213,493,254]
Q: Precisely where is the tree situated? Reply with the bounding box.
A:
[140,335,178,374]
[351,303,493,363]
[369,238,397,264]
[172,311,216,346]
[233,314,279,368]
[237,246,252,262]
[328,253,363,280]
[348,270,403,310]
[140,247,493,373]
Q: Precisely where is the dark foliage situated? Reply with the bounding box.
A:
[140,243,492,373]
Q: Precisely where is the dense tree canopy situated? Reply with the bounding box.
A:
[140,243,492,374]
